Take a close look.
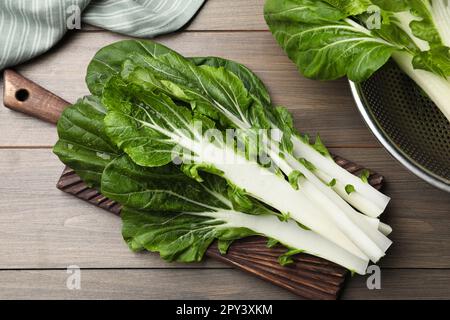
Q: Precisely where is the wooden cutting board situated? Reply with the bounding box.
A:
[3,69,385,300]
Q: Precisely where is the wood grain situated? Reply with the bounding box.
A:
[186,0,267,31]
[0,269,298,300]
[3,70,69,123]
[0,0,449,299]
[343,269,450,300]
[59,164,371,299]
[1,149,449,270]
[0,269,449,300]
[0,31,379,147]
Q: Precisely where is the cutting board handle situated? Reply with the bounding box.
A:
[3,69,69,124]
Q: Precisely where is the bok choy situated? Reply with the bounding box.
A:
[264,0,450,122]
[54,94,368,274]
[54,39,394,274]
[106,156,369,273]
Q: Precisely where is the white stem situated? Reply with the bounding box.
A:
[200,210,369,275]
[291,137,391,217]
[300,180,388,261]
[393,51,450,122]
[379,222,393,236]
[288,154,390,250]
[267,145,390,262]
[197,144,369,261]
[314,169,387,218]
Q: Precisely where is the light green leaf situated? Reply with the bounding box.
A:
[288,170,305,190]
[360,169,371,184]
[266,238,279,248]
[327,178,337,187]
[122,52,255,130]
[408,0,443,46]
[218,240,234,254]
[345,184,356,194]
[278,248,304,266]
[298,157,316,171]
[312,135,331,158]
[181,163,225,183]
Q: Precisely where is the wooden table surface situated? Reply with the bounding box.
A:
[1,0,449,300]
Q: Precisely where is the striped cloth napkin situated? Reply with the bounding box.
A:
[0,0,204,70]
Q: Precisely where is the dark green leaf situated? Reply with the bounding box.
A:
[86,40,172,96]
[122,208,254,262]
[53,96,120,188]
[101,155,231,212]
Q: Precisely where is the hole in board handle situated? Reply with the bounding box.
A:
[15,89,29,102]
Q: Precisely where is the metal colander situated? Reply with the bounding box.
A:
[349,60,450,192]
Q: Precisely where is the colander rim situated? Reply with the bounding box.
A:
[349,80,450,193]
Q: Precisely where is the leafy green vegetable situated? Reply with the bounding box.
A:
[328,178,337,187]
[298,157,316,171]
[288,170,305,190]
[412,45,450,77]
[86,39,391,220]
[266,238,279,248]
[278,248,304,266]
[191,56,272,108]
[100,71,373,261]
[104,156,369,272]
[53,39,396,274]
[52,98,367,271]
[360,170,371,183]
[101,155,229,213]
[265,0,398,82]
[86,40,172,96]
[105,157,256,262]
[264,0,450,122]
[218,240,234,254]
[121,41,392,259]
[117,67,391,262]
[312,135,331,158]
[53,96,120,188]
[345,184,356,195]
